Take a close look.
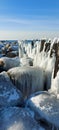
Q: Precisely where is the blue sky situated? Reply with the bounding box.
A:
[0,0,59,39]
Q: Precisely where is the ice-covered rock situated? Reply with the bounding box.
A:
[0,107,45,130]
[0,71,23,107]
[0,43,4,54]
[26,91,59,129]
[6,51,19,58]
[20,54,33,66]
[8,66,45,98]
[40,39,46,52]
[8,45,18,52]
[1,42,18,57]
[44,42,51,53]
[50,42,59,78]
[0,43,4,49]
[0,57,20,71]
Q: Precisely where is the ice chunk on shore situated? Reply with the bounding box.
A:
[0,71,23,107]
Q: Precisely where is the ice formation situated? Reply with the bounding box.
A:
[18,39,56,90]
[0,38,59,129]
[25,38,59,129]
[8,66,45,98]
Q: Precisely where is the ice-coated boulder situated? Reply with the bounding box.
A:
[6,51,19,58]
[26,91,59,129]
[0,57,20,71]
[8,66,45,98]
[2,43,18,56]
[40,39,46,52]
[0,71,23,107]
[8,45,18,52]
[0,107,45,130]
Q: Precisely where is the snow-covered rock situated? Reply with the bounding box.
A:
[0,71,23,107]
[8,45,18,52]
[26,91,59,129]
[6,51,18,58]
[0,57,20,71]
[0,107,45,130]
[8,66,45,98]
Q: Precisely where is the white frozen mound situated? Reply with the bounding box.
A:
[0,107,45,130]
[0,71,23,107]
[8,66,45,97]
[0,57,20,71]
[26,92,59,128]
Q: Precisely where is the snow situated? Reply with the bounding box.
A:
[26,92,59,128]
[8,89,19,102]
[0,107,45,130]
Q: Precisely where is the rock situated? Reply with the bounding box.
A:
[6,51,19,58]
[0,43,4,50]
[2,46,7,55]
[7,45,18,52]
[1,43,18,57]
[7,66,45,98]
[52,42,59,78]
[0,60,5,72]
[5,43,10,49]
[31,40,35,49]
[8,46,13,52]
[49,41,59,78]
[0,107,44,130]
[0,57,20,71]
[9,45,18,52]
[0,71,23,107]
[26,91,59,129]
